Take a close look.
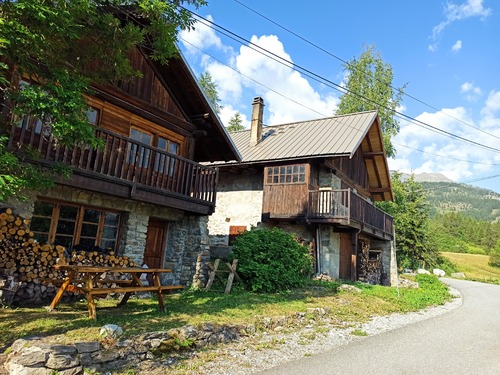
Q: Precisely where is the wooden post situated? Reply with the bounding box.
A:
[153,272,165,312]
[48,270,76,311]
[85,274,97,320]
[205,259,220,291]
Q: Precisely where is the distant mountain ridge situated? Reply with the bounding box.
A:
[395,172,500,221]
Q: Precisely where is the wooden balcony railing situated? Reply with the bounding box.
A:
[308,189,393,237]
[8,122,219,206]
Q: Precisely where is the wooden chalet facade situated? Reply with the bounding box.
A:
[208,97,397,285]
[3,48,240,286]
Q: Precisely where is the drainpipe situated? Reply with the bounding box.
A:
[316,226,322,274]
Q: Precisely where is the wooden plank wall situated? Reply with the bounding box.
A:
[262,184,309,217]
[329,150,369,191]
[116,48,183,119]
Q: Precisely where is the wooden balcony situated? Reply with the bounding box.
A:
[8,122,219,214]
[308,189,393,240]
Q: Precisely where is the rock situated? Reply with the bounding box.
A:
[74,341,101,354]
[338,284,362,293]
[45,353,80,370]
[398,278,419,289]
[451,272,466,279]
[433,268,446,277]
[58,366,84,375]
[417,268,431,275]
[99,324,123,339]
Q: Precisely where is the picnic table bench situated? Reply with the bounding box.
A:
[48,265,183,319]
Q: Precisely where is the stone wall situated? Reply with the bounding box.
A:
[318,168,341,189]
[317,225,340,278]
[5,323,246,375]
[208,170,263,246]
[5,185,210,288]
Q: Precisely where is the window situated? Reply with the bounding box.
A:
[128,128,153,166]
[265,164,307,185]
[29,201,121,252]
[155,136,180,175]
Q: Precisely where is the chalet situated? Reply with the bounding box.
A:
[208,97,397,285]
[3,49,240,286]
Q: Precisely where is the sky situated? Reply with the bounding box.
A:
[178,0,500,193]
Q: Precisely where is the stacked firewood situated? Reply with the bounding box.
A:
[358,241,382,285]
[0,207,136,285]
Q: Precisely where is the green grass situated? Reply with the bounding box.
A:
[0,275,451,352]
[441,252,500,284]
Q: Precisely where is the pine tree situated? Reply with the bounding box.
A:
[226,112,244,132]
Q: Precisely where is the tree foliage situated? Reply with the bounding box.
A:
[336,45,406,157]
[0,0,206,201]
[198,71,222,114]
[377,172,438,269]
[429,212,500,254]
[232,227,313,293]
[226,112,244,132]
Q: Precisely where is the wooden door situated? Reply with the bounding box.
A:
[339,234,352,280]
[143,218,168,269]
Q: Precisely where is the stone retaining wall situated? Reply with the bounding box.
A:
[5,323,247,375]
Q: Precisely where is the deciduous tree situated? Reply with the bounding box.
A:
[336,45,406,157]
[0,0,206,201]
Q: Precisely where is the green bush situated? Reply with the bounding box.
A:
[489,251,500,268]
[232,227,313,293]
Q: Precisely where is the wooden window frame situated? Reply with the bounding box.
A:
[265,163,308,185]
[30,199,122,252]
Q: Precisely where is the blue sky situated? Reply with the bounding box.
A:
[179,0,500,193]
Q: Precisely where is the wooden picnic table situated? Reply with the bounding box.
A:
[48,265,183,319]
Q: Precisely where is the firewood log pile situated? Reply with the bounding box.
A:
[358,241,382,285]
[0,207,137,306]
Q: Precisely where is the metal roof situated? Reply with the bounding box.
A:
[210,110,393,201]
[228,111,379,163]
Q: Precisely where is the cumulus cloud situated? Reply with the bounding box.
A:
[429,0,491,51]
[392,98,500,183]
[451,40,462,52]
[235,35,339,124]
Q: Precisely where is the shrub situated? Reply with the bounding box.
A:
[489,251,500,268]
[232,227,313,293]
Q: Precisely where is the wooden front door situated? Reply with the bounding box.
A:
[143,218,168,268]
[339,234,352,280]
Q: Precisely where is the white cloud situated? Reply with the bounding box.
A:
[235,35,339,124]
[429,0,491,51]
[179,15,227,54]
[218,106,250,129]
[460,81,482,101]
[480,90,500,124]
[451,40,462,52]
[204,61,243,103]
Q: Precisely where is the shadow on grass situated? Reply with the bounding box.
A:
[0,285,340,351]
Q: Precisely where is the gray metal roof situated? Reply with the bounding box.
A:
[222,110,379,164]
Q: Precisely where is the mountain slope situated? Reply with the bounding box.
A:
[421,180,500,221]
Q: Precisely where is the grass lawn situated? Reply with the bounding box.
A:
[0,275,451,352]
[441,252,500,284]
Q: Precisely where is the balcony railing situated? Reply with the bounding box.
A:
[308,189,393,237]
[8,122,218,206]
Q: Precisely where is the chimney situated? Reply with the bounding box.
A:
[250,96,264,146]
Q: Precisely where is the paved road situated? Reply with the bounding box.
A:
[257,278,500,375]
